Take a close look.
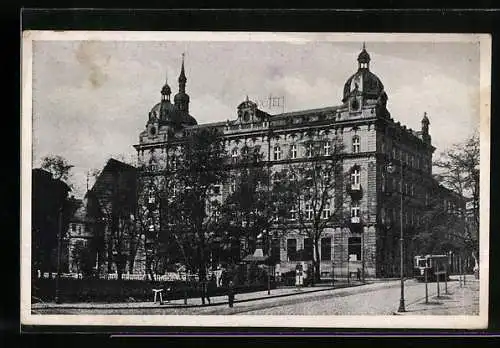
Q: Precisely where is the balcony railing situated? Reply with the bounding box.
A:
[351,183,361,191]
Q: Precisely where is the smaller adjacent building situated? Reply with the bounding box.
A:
[86,158,138,276]
[65,198,94,273]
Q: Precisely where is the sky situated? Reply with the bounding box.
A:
[30,34,482,198]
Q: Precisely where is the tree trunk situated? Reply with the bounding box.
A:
[314,236,321,284]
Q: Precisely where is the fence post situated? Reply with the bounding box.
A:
[424,267,429,304]
[331,261,335,287]
[444,262,448,295]
[436,263,440,298]
[463,257,467,286]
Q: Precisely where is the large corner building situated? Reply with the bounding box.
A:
[134,47,443,278]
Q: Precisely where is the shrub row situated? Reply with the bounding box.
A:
[32,278,277,303]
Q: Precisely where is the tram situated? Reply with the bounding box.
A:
[413,254,449,282]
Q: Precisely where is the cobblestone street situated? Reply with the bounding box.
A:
[32,276,479,316]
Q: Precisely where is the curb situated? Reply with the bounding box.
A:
[32,282,371,310]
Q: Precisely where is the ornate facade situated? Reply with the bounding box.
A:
[134,47,440,278]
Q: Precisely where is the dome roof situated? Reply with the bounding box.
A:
[149,100,197,126]
[342,68,385,103]
[149,100,176,122]
[174,91,190,104]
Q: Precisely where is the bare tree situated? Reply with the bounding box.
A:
[219,148,292,262]
[166,128,229,283]
[279,136,347,282]
[433,134,480,270]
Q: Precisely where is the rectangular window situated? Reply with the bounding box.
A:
[304,238,314,261]
[324,142,331,156]
[289,205,297,220]
[351,169,360,188]
[348,237,361,262]
[287,239,297,261]
[352,136,360,153]
[322,202,331,219]
[321,237,332,261]
[351,203,360,223]
[71,224,76,232]
[273,146,282,161]
[351,204,360,217]
[291,144,297,159]
[306,143,314,158]
[305,204,314,220]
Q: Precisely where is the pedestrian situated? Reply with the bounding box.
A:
[220,268,228,288]
[357,268,361,281]
[228,279,235,308]
[200,276,211,305]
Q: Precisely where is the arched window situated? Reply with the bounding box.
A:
[352,135,361,153]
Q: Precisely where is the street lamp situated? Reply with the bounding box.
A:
[387,161,405,313]
[55,206,63,304]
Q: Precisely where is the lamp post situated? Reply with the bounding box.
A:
[55,206,63,304]
[387,161,405,313]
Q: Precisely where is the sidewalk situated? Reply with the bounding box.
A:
[396,275,480,316]
[32,280,374,310]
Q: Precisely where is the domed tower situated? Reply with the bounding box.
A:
[174,53,190,114]
[342,44,388,117]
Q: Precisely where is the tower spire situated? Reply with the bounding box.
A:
[174,52,190,113]
[179,52,187,87]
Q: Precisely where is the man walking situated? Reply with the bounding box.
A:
[200,276,211,305]
[228,279,235,308]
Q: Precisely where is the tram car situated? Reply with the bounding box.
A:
[414,254,449,282]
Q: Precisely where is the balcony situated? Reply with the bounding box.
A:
[346,183,363,200]
[351,216,361,224]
